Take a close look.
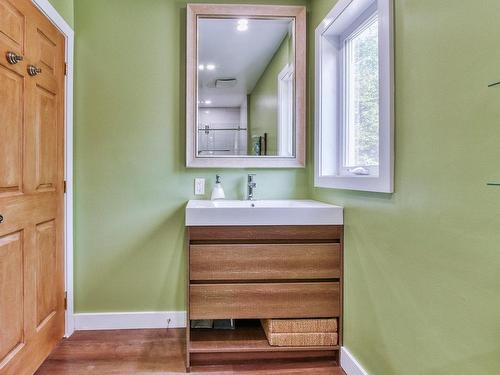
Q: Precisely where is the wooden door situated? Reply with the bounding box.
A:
[0,0,65,374]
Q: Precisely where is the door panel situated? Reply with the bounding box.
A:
[0,0,25,52]
[29,15,60,92]
[35,28,56,76]
[0,231,24,365]
[0,64,23,194]
[35,220,57,328]
[0,0,65,373]
[34,86,57,191]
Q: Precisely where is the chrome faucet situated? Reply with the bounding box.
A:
[247,174,256,200]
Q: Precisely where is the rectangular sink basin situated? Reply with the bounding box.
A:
[186,200,343,226]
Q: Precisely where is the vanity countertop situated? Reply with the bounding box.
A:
[185,199,343,226]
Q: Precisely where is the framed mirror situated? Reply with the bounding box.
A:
[186,4,306,168]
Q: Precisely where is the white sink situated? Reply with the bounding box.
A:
[185,199,343,226]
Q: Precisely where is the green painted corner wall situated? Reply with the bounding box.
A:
[309,1,500,374]
[47,0,74,27]
[50,0,500,373]
[248,33,292,154]
[72,0,308,313]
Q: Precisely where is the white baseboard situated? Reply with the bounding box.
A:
[73,311,187,331]
[341,347,370,375]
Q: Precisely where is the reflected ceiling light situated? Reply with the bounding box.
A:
[206,64,215,70]
[198,64,205,70]
[204,100,212,104]
[237,19,248,31]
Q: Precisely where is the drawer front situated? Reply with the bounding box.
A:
[190,243,341,281]
[190,282,340,319]
[188,225,343,242]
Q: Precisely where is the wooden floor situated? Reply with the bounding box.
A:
[35,329,346,374]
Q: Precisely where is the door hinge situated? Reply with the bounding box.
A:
[63,180,67,193]
[64,292,68,310]
[64,62,68,76]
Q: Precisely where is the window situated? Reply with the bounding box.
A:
[343,14,379,174]
[315,0,393,192]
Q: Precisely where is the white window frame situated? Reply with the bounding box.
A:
[315,0,394,193]
[277,64,294,157]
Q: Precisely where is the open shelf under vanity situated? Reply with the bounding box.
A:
[190,319,340,353]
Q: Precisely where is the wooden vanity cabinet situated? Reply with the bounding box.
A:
[186,225,343,370]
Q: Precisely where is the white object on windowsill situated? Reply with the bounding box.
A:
[351,167,370,176]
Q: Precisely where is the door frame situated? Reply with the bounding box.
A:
[32,0,75,337]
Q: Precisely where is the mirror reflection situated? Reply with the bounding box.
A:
[197,17,295,157]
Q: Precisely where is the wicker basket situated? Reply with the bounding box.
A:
[262,323,338,346]
[261,318,337,334]
[261,319,338,347]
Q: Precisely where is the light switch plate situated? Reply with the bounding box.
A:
[194,178,205,195]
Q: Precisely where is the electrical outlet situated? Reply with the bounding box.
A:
[194,178,205,195]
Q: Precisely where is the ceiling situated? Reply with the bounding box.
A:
[198,17,293,108]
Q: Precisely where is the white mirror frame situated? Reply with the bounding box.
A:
[186,4,306,168]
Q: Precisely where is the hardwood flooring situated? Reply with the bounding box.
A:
[35,329,346,374]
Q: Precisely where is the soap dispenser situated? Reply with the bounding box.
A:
[211,174,226,200]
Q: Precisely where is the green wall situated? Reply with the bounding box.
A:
[72,0,308,313]
[248,33,292,154]
[51,0,500,373]
[309,1,500,374]
[48,0,74,28]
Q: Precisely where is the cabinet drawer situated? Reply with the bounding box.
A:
[189,225,342,242]
[190,282,340,319]
[190,243,340,281]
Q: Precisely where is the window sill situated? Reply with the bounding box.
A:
[314,174,393,193]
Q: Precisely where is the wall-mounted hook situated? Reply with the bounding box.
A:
[487,81,500,88]
[486,182,500,186]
